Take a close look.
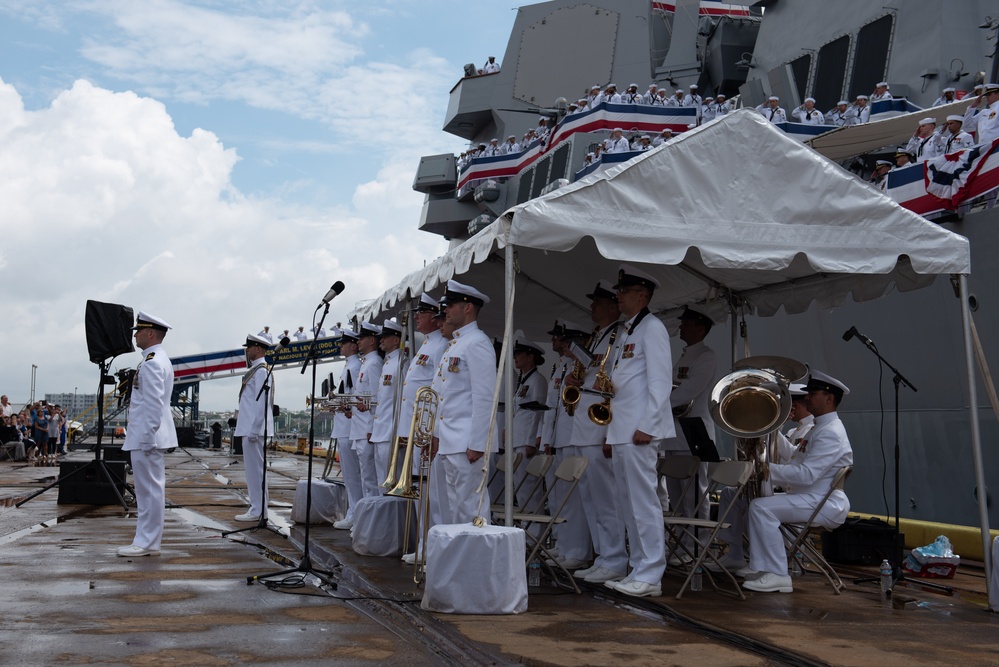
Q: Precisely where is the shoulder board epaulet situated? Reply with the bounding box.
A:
[145,352,156,361]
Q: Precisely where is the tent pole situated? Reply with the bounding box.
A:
[504,244,516,527]
[959,274,992,603]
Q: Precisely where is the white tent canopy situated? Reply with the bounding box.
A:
[355,110,987,595]
[358,110,969,336]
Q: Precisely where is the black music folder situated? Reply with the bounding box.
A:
[678,417,720,462]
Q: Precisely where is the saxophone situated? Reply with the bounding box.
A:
[561,360,586,416]
[587,329,618,426]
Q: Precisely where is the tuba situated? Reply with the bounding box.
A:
[709,356,806,498]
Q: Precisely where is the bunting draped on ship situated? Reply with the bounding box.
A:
[651,1,750,16]
[885,137,999,215]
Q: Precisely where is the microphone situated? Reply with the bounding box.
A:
[322,281,346,304]
[275,336,291,352]
[842,326,874,346]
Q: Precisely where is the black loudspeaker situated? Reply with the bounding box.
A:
[57,461,127,505]
[85,300,135,363]
[102,445,131,464]
[232,435,243,455]
[822,517,904,565]
[176,426,196,448]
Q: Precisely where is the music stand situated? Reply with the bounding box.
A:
[845,333,952,595]
[17,302,135,510]
[245,304,337,588]
[223,358,284,539]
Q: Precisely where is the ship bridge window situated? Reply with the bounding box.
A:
[850,15,893,99]
[789,54,811,103]
[813,35,850,111]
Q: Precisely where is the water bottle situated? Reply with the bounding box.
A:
[879,559,893,605]
[690,566,703,592]
[528,558,541,587]
[790,551,803,578]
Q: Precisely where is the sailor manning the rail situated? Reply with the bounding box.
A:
[741,370,854,594]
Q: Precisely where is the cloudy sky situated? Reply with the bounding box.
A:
[0,0,520,412]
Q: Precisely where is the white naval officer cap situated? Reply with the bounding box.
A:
[875,159,892,167]
[441,279,490,306]
[918,117,937,126]
[132,311,171,332]
[586,279,618,301]
[379,319,403,337]
[614,264,660,291]
[984,83,999,94]
[945,114,964,123]
[358,321,382,337]
[513,333,545,364]
[242,333,271,349]
[789,383,808,397]
[805,370,850,398]
[339,328,361,342]
[412,292,439,313]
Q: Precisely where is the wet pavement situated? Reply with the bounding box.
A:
[2,447,997,666]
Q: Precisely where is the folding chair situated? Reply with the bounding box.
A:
[490,453,550,516]
[658,454,701,565]
[663,460,753,600]
[511,456,588,593]
[486,450,524,499]
[780,465,853,594]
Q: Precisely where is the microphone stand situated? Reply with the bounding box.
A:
[224,359,284,539]
[247,304,336,588]
[846,334,952,595]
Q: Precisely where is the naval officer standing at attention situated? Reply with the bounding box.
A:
[430,280,497,526]
[603,265,673,597]
[233,333,274,523]
[118,312,178,557]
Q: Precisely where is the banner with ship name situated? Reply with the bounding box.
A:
[884,137,999,215]
[172,338,342,383]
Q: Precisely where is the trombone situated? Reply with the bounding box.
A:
[384,386,439,583]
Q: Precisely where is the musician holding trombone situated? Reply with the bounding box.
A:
[371,319,407,493]
[353,322,385,498]
[332,329,363,530]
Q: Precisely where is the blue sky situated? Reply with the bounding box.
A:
[0,0,520,411]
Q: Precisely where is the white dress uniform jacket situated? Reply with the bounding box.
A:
[540,356,573,449]
[350,352,384,442]
[606,310,674,443]
[757,104,788,124]
[233,357,273,439]
[332,354,360,440]
[432,321,497,455]
[397,331,448,436]
[662,341,716,453]
[123,344,178,452]
[963,100,999,144]
[370,348,407,444]
[843,104,870,125]
[509,368,547,449]
[569,324,616,446]
[905,133,943,161]
[941,129,975,153]
[791,107,826,125]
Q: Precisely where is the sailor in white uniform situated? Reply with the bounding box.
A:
[683,84,702,122]
[742,371,854,594]
[756,96,787,124]
[826,100,851,126]
[370,319,407,489]
[352,322,384,498]
[905,117,943,161]
[483,56,500,74]
[430,280,497,525]
[715,94,730,116]
[508,336,547,512]
[606,128,630,154]
[233,333,275,523]
[932,87,956,107]
[940,114,975,154]
[844,95,870,125]
[792,98,825,126]
[258,326,274,344]
[602,265,673,598]
[118,312,178,557]
[963,83,999,144]
[870,81,892,101]
[332,330,363,529]
[568,281,630,585]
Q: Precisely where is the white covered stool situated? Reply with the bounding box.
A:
[290,478,347,525]
[351,496,415,557]
[421,524,527,614]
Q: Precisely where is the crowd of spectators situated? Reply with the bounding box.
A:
[0,396,67,464]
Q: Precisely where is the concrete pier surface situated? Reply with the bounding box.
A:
[2,447,996,667]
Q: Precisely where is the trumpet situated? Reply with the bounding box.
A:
[305,394,356,413]
[587,328,618,426]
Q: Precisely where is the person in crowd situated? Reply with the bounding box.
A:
[757,96,787,124]
[606,128,630,153]
[844,94,870,124]
[484,138,501,157]
[715,94,730,116]
[652,128,673,147]
[293,326,309,341]
[932,87,957,107]
[118,312,178,557]
[500,135,521,155]
[352,321,385,498]
[332,329,363,530]
[643,83,659,105]
[905,117,942,161]
[792,98,825,125]
[826,100,851,126]
[869,159,892,186]
[233,333,274,523]
[940,114,975,153]
[871,81,892,101]
[258,326,274,344]
[650,88,670,106]
[963,82,999,144]
[370,319,407,488]
[741,371,854,593]
[623,83,643,104]
[1,395,13,419]
[701,97,716,123]
[892,147,916,169]
[483,56,500,74]
[667,89,685,108]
